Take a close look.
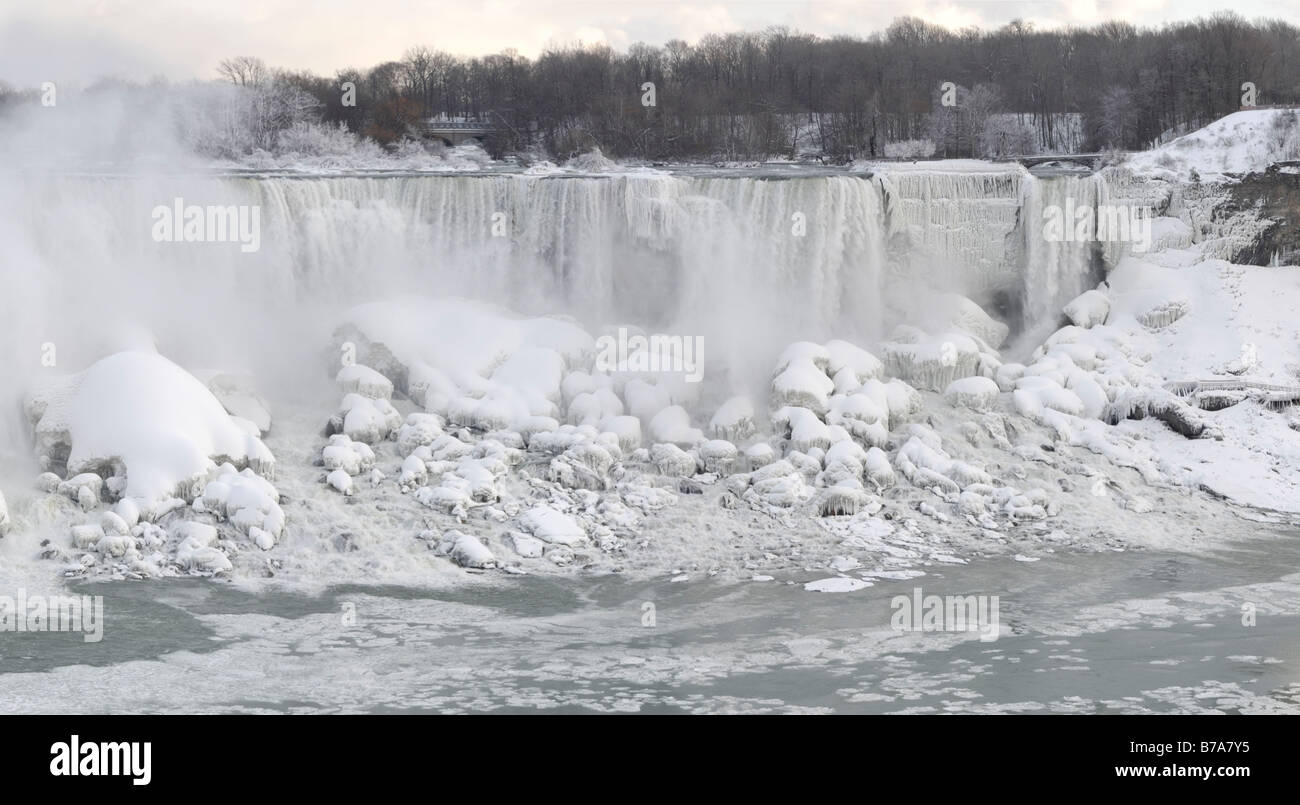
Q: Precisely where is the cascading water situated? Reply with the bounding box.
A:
[0,165,1105,458]
[1021,172,1109,325]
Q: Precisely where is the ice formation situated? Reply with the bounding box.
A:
[5,119,1299,587]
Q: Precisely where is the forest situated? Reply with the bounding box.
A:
[5,12,1297,162]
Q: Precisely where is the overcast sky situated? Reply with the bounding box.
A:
[1,1,1297,87]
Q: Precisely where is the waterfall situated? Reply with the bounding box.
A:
[0,166,1103,451]
[1022,173,1107,324]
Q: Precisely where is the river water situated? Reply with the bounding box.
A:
[3,534,1298,714]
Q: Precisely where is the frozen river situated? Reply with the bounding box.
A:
[3,533,1299,714]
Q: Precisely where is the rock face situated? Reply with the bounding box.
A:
[1220,170,1300,265]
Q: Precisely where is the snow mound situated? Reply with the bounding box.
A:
[26,351,275,506]
[1128,109,1300,180]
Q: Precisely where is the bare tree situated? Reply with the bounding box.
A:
[216,56,268,87]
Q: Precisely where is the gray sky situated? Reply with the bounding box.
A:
[1,0,1297,87]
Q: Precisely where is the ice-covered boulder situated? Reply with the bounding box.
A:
[518,506,587,546]
[709,396,757,441]
[771,359,835,415]
[336,363,394,400]
[568,388,624,426]
[648,406,703,447]
[881,330,983,392]
[25,351,275,506]
[698,439,739,475]
[1063,289,1110,329]
[773,406,832,453]
[650,442,697,477]
[337,393,402,444]
[944,376,1000,410]
[600,415,643,452]
[774,341,831,374]
[823,340,883,383]
[322,435,376,476]
[436,530,496,568]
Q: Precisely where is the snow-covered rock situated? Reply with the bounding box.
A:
[1063,289,1110,328]
[944,376,1000,410]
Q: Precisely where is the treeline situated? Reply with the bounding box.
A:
[6,13,1298,162]
[280,13,1300,160]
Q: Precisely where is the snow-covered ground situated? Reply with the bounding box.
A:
[1126,108,1300,180]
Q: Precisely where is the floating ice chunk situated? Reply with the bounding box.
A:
[648,406,703,447]
[1063,289,1110,329]
[709,396,757,441]
[944,376,1000,410]
[519,505,587,545]
[804,577,870,593]
[335,364,394,400]
[771,360,834,415]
